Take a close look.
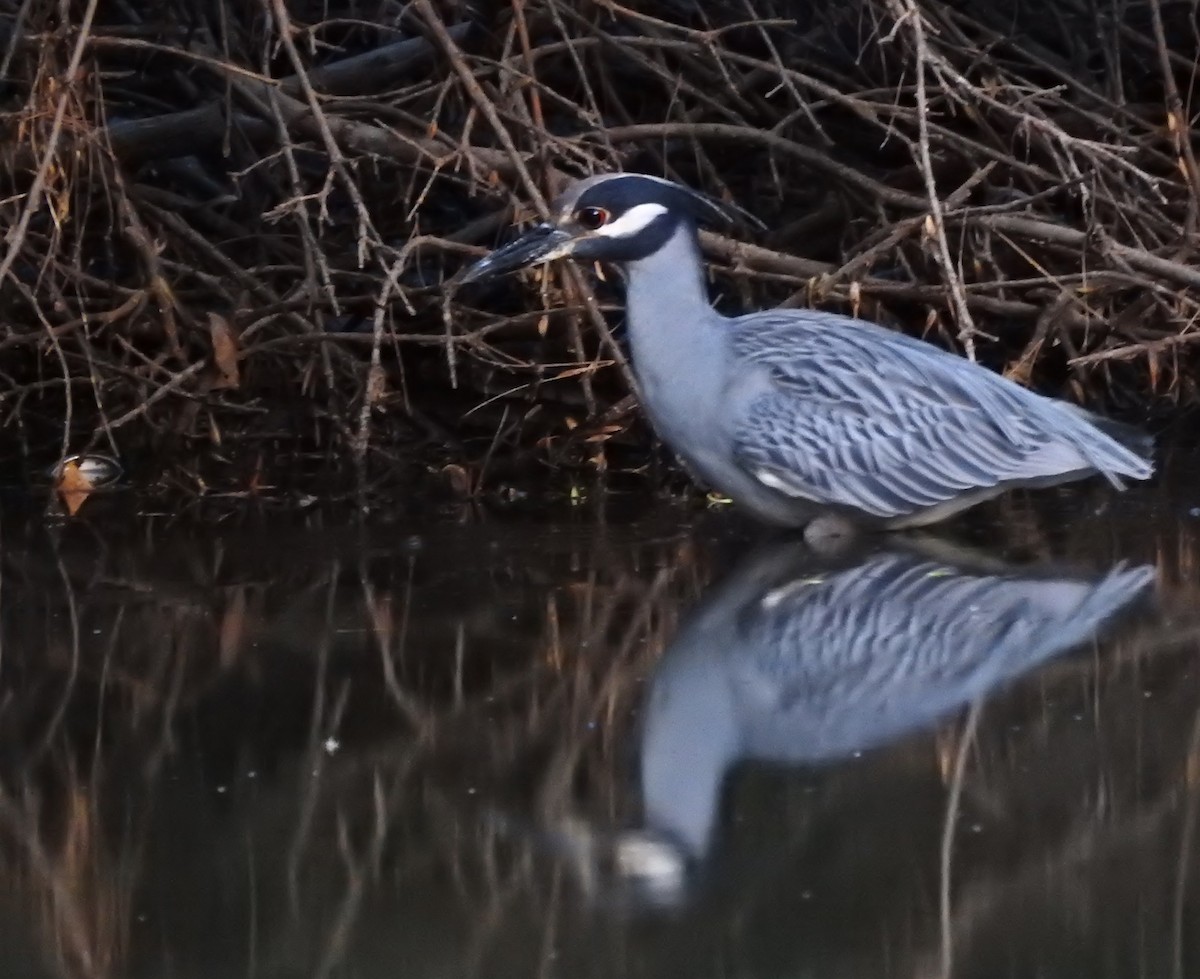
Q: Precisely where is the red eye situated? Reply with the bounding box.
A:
[575,206,610,230]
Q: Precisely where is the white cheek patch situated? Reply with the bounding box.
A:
[595,202,669,238]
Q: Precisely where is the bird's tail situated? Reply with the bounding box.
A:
[1064,404,1156,485]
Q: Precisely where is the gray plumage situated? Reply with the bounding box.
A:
[460,173,1155,531]
[730,313,1153,524]
[638,541,1155,863]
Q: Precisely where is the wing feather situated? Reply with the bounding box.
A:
[728,311,1148,520]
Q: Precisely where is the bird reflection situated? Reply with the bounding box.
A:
[623,539,1155,903]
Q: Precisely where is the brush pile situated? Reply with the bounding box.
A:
[1,0,1197,500]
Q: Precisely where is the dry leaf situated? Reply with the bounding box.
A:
[441,463,473,498]
[366,361,386,405]
[248,454,264,494]
[209,312,240,389]
[57,460,94,517]
[584,430,620,443]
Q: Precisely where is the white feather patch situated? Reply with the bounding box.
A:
[754,468,804,496]
[595,202,669,238]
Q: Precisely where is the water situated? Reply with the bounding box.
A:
[1,452,1199,979]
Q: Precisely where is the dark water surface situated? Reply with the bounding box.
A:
[2,451,1200,979]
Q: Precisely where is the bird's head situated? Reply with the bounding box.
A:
[459,172,749,283]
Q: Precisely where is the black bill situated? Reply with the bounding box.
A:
[459,224,575,284]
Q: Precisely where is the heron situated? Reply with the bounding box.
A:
[459,173,1154,535]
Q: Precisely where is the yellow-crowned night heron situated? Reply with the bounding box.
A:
[460,173,1155,532]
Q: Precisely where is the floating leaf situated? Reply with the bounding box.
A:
[56,460,94,516]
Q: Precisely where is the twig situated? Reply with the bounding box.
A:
[0,0,100,286]
[887,0,980,359]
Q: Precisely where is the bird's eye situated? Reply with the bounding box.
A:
[575,206,610,230]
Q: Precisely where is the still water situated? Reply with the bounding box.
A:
[1,450,1199,978]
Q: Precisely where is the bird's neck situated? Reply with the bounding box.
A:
[623,220,718,343]
[621,222,724,404]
